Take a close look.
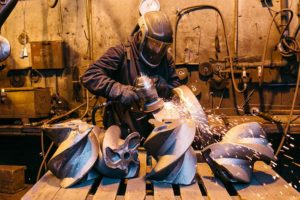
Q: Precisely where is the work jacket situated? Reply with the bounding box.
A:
[81,37,180,139]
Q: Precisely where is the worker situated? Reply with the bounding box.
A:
[81,11,180,138]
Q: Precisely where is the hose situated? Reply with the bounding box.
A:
[174,5,246,93]
[91,101,113,125]
[36,142,54,182]
[275,50,300,157]
[259,9,293,86]
[80,89,89,119]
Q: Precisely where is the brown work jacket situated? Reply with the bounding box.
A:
[81,37,180,138]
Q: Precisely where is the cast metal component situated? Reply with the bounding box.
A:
[0,36,10,62]
[95,125,140,178]
[210,75,228,90]
[186,71,201,96]
[199,62,213,77]
[144,119,197,185]
[173,85,215,148]
[44,120,100,188]
[175,68,188,80]
[202,122,275,183]
[134,75,164,112]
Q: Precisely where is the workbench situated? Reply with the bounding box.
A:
[22,152,299,200]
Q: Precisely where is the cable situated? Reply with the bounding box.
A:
[259,9,293,86]
[80,89,89,119]
[40,130,47,172]
[174,5,246,93]
[275,44,300,157]
[36,141,54,181]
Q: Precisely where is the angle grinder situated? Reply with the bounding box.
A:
[134,75,164,113]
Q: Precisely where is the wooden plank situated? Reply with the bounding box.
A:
[233,175,274,200]
[93,177,121,200]
[252,161,299,200]
[197,163,232,200]
[180,182,204,200]
[153,182,175,200]
[22,171,60,200]
[52,179,95,200]
[125,152,147,200]
[150,157,175,200]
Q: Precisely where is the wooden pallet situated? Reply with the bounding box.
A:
[22,152,299,200]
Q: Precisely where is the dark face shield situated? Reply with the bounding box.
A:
[139,36,171,68]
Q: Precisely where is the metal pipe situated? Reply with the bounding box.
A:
[270,110,300,115]
[176,60,288,68]
[281,0,290,35]
[233,60,288,68]
[0,0,18,29]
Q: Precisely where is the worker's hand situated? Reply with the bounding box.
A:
[120,85,139,106]
[152,75,170,98]
[109,83,139,107]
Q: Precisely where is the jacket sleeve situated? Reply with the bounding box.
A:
[166,53,181,89]
[81,45,125,98]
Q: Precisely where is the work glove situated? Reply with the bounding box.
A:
[151,75,170,98]
[109,83,139,107]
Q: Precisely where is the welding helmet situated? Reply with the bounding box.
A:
[135,11,173,67]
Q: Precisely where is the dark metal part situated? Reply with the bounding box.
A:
[144,119,196,185]
[95,125,140,179]
[202,122,276,183]
[186,71,201,96]
[0,0,18,29]
[9,75,25,87]
[48,0,58,8]
[44,120,100,188]
[175,68,188,80]
[199,62,213,77]
[134,75,164,112]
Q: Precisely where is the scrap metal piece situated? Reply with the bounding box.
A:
[202,122,276,183]
[0,36,10,62]
[173,85,214,149]
[95,125,140,179]
[144,119,197,185]
[44,120,100,188]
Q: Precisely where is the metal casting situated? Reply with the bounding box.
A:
[144,119,197,185]
[202,122,276,183]
[95,125,140,178]
[44,120,100,188]
[173,85,215,149]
